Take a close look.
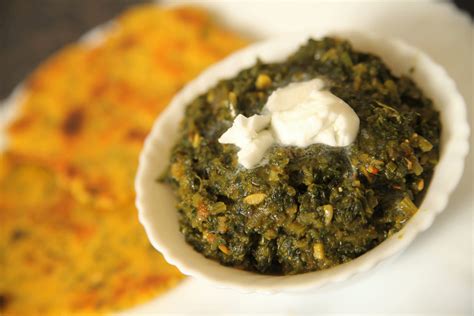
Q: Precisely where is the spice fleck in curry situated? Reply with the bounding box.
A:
[0,5,247,314]
[165,38,441,275]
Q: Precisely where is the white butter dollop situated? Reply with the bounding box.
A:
[218,79,359,168]
[218,114,274,168]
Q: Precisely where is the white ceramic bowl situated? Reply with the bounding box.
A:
[135,31,470,293]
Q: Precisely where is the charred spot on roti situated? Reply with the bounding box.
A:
[62,108,85,137]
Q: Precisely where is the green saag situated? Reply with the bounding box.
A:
[163,37,441,275]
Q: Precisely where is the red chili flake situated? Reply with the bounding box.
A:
[367,166,379,175]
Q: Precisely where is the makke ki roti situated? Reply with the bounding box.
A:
[0,5,247,314]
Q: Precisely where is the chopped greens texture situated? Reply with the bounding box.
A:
[164,37,441,275]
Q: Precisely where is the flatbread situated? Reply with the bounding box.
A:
[0,5,247,314]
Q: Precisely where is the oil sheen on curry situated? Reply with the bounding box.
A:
[164,37,441,275]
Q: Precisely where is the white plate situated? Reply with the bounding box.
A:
[2,1,472,314]
[129,1,473,314]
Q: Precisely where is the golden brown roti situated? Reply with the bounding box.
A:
[0,5,247,315]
